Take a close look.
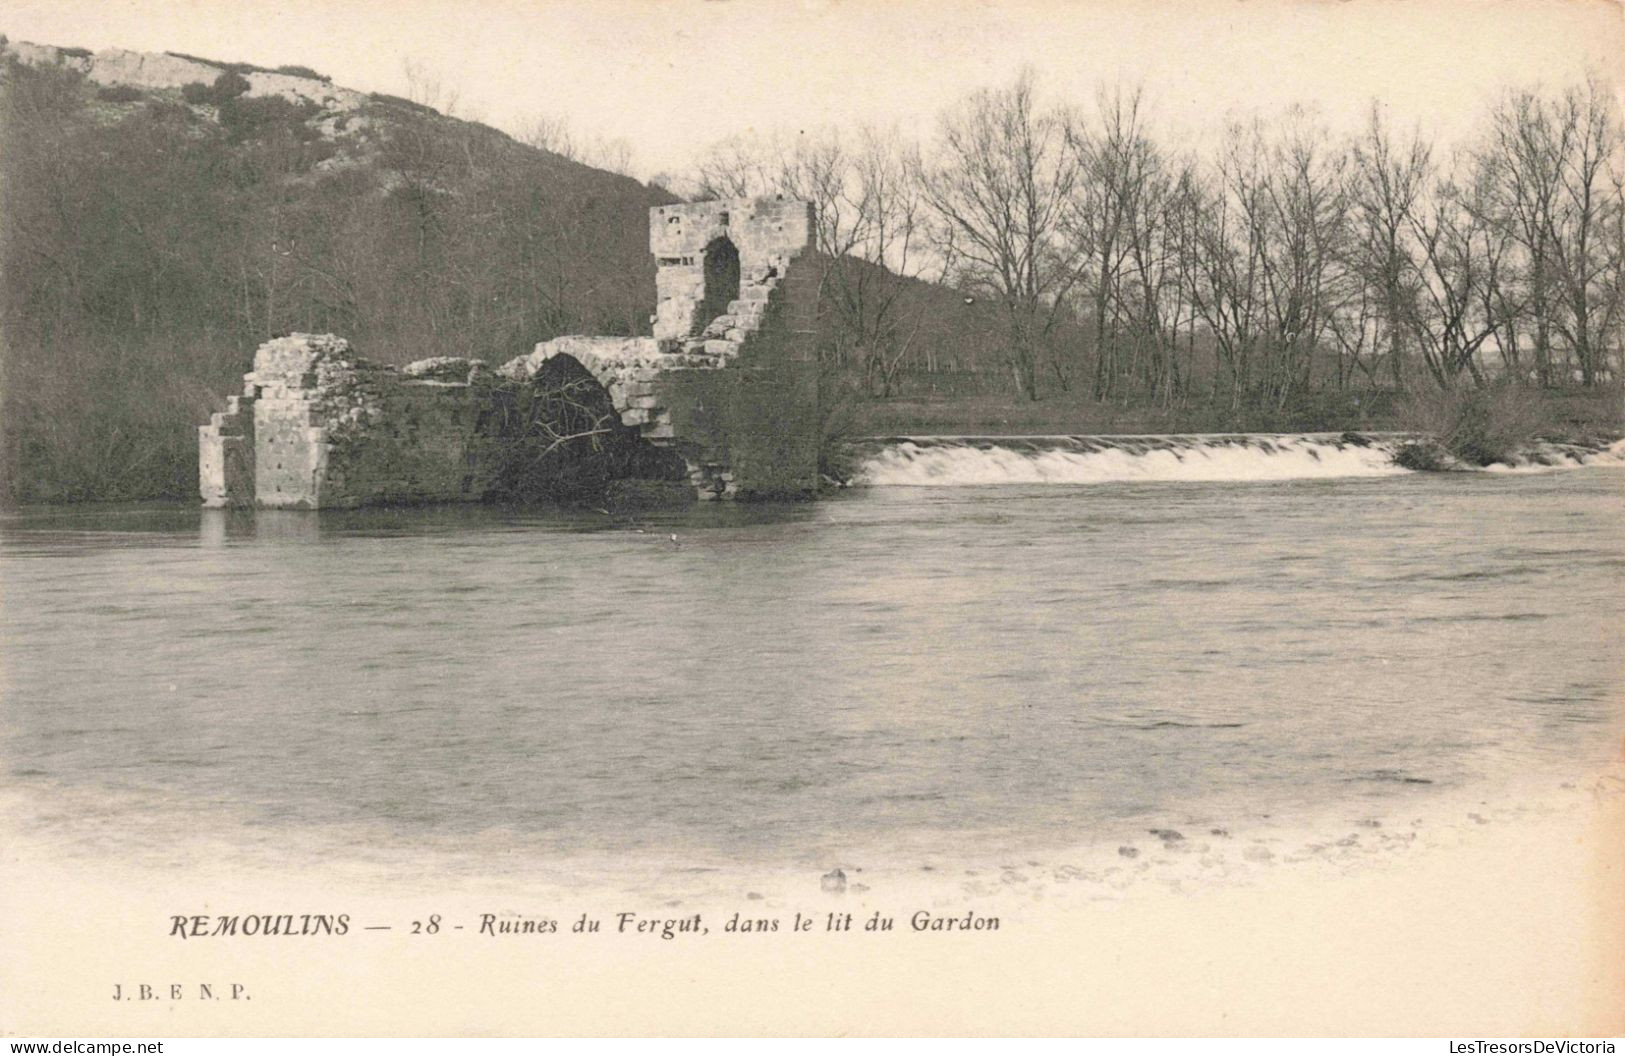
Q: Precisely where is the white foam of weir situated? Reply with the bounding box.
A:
[1482,438,1625,474]
[857,433,1625,486]
[857,434,1412,486]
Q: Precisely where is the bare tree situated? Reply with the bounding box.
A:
[1062,84,1157,400]
[1347,104,1434,390]
[518,112,637,177]
[777,126,938,395]
[1477,88,1570,385]
[1464,77,1625,387]
[1546,77,1624,385]
[403,58,463,118]
[1121,146,1197,407]
[1183,120,1274,409]
[1402,168,1508,387]
[688,131,781,199]
[1254,111,1349,407]
[918,69,1082,399]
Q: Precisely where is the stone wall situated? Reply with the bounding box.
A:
[514,196,821,500]
[198,395,256,508]
[650,197,814,347]
[201,335,497,509]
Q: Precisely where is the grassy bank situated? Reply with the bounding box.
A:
[841,386,1623,441]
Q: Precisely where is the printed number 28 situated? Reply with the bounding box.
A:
[410,915,441,935]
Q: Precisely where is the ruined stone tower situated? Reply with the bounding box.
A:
[199,196,822,508]
[511,196,820,500]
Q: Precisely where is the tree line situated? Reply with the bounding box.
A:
[683,71,1625,410]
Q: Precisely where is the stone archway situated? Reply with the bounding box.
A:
[696,236,740,335]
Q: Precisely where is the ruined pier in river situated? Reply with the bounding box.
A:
[199,196,821,508]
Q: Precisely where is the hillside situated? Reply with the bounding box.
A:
[0,38,679,503]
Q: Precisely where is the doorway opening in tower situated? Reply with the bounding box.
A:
[697,236,740,335]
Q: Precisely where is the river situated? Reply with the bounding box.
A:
[3,438,1622,896]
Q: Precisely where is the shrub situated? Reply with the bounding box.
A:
[143,99,194,123]
[3,339,224,503]
[212,69,250,101]
[167,55,286,76]
[367,91,438,116]
[1397,382,1543,467]
[95,85,143,103]
[818,368,865,484]
[1392,441,1452,472]
[166,51,228,70]
[275,64,328,82]
[59,46,92,59]
[182,71,259,111]
[218,94,317,142]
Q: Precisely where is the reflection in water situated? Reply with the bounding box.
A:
[2,470,1623,879]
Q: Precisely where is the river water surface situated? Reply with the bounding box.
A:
[3,445,1623,892]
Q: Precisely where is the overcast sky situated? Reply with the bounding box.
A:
[6,0,1622,178]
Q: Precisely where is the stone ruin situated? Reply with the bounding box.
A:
[199,196,821,508]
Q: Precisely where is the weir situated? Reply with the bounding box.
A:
[849,433,1625,485]
[199,196,820,509]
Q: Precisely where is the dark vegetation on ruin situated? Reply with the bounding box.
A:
[1,47,1621,503]
[482,357,687,505]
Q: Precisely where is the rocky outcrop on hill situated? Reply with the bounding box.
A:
[2,40,367,110]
